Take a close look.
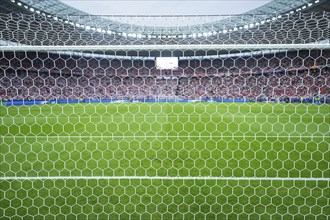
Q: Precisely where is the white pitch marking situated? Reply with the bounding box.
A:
[2,114,328,120]
[0,135,328,139]
[0,176,329,181]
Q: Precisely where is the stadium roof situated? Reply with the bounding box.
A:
[1,0,329,35]
[61,0,271,16]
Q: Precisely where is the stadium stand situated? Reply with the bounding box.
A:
[0,50,329,101]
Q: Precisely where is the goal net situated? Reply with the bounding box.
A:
[0,11,330,219]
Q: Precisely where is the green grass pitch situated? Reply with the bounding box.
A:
[0,102,329,219]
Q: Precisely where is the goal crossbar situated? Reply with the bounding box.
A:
[1,43,330,52]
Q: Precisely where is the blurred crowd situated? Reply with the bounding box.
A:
[0,50,329,100]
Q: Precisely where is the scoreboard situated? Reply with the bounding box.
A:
[156,57,178,69]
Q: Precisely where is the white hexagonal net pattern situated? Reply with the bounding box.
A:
[1,45,329,219]
[0,11,330,219]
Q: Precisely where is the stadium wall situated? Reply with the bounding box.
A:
[4,97,329,106]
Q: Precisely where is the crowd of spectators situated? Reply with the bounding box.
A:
[0,50,329,101]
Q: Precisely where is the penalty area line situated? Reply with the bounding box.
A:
[0,176,329,181]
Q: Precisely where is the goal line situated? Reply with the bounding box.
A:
[1,135,328,139]
[1,176,329,181]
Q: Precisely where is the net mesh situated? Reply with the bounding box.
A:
[0,11,330,220]
[0,12,329,45]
